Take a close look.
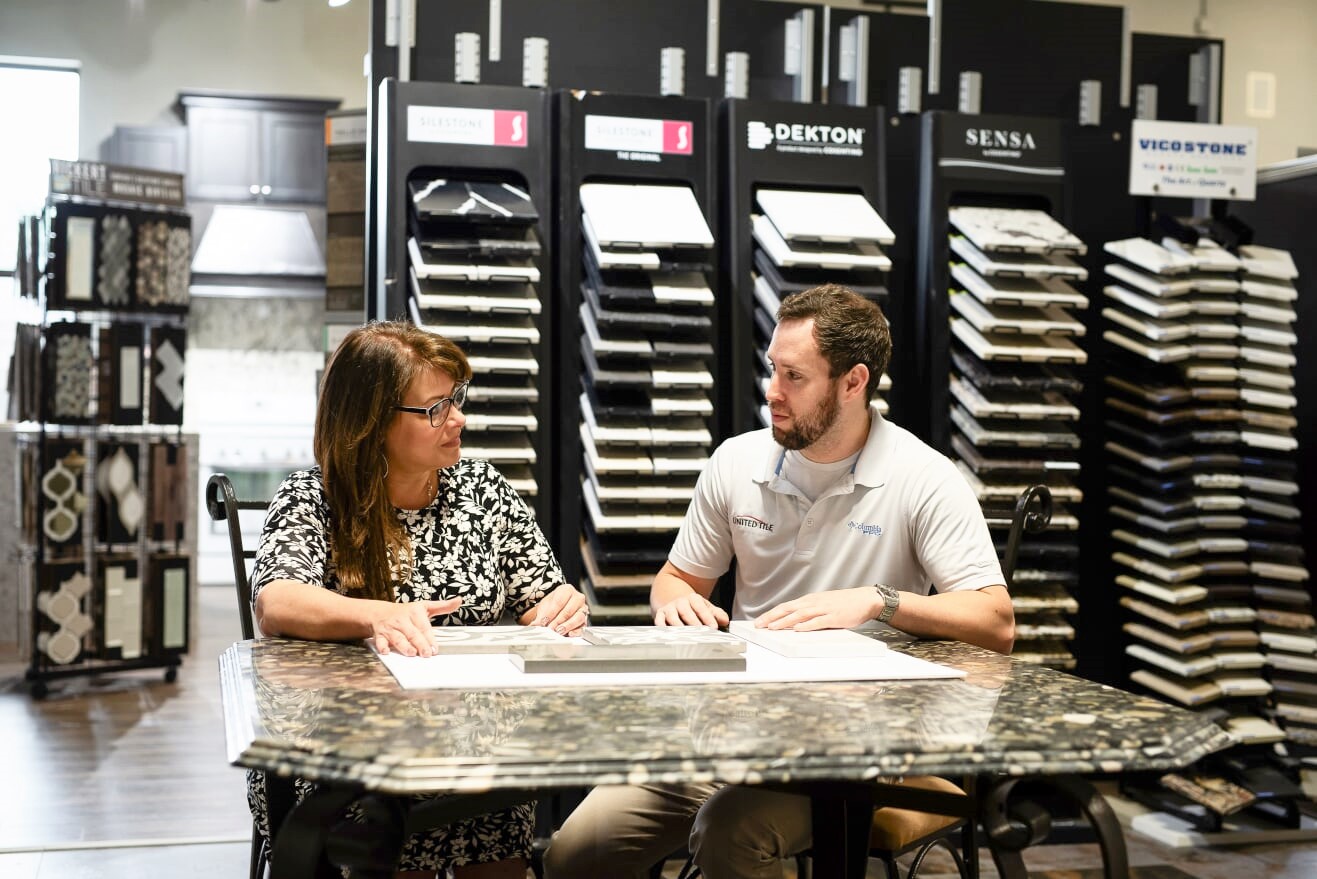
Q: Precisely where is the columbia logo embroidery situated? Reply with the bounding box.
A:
[732,514,775,532]
[848,520,883,537]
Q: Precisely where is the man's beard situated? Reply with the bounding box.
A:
[771,382,841,450]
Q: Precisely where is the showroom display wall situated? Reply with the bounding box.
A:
[375,80,555,519]
[552,91,719,621]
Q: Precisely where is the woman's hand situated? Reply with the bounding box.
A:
[371,597,462,657]
[523,584,590,636]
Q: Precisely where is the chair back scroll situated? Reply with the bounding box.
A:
[205,472,269,641]
[1001,484,1054,588]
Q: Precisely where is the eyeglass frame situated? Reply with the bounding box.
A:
[393,380,470,427]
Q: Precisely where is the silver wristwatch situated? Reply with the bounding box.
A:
[872,584,901,624]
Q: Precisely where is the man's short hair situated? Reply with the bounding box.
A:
[776,284,892,402]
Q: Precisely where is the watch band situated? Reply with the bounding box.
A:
[873,583,900,624]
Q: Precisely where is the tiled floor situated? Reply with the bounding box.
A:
[3,586,1317,878]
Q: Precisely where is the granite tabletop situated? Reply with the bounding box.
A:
[219,635,1232,796]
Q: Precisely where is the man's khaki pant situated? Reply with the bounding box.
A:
[542,781,816,879]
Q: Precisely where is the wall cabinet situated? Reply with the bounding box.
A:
[176,92,340,204]
[98,125,188,175]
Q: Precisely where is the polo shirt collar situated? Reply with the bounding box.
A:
[754,403,891,489]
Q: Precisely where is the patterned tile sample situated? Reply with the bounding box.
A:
[98,322,145,425]
[95,443,142,545]
[64,215,97,303]
[148,554,190,654]
[99,556,143,661]
[97,212,134,306]
[39,440,87,554]
[148,326,186,425]
[43,322,94,424]
[164,220,192,306]
[136,218,170,306]
[149,441,188,542]
[35,562,92,666]
[9,322,42,422]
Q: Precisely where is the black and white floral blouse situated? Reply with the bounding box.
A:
[245,459,561,869]
[252,460,562,621]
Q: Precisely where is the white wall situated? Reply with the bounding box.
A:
[0,0,370,159]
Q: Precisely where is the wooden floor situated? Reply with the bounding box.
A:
[2,586,1316,878]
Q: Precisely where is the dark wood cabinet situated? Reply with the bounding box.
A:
[176,92,340,204]
[98,125,188,175]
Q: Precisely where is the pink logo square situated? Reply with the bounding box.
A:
[493,110,529,147]
[662,120,694,155]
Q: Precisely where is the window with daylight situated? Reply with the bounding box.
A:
[0,57,81,274]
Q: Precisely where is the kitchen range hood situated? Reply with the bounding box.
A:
[190,203,326,297]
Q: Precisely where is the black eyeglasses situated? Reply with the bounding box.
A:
[394,381,470,427]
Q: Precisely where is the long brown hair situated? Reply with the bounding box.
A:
[314,321,472,600]
[777,284,891,402]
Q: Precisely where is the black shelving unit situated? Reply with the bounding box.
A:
[19,161,195,698]
[721,98,892,434]
[552,90,718,620]
[374,79,554,519]
[915,111,1090,670]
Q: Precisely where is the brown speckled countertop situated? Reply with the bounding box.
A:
[219,635,1231,796]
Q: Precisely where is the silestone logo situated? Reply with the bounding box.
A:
[732,514,775,533]
[847,520,883,537]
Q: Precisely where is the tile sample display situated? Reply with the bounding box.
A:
[946,206,1090,669]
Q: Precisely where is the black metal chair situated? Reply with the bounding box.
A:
[668,484,1055,879]
[206,472,548,879]
[207,472,300,879]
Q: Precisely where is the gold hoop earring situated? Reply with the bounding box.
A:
[381,454,389,479]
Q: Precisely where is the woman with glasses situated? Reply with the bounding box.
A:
[249,320,584,879]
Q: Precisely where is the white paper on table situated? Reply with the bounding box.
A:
[374,642,964,690]
[728,621,891,658]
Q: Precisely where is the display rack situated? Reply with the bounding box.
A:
[374,79,554,518]
[552,91,718,622]
[721,98,893,435]
[915,111,1090,670]
[12,160,196,698]
[1098,224,1313,832]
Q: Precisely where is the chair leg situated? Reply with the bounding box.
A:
[794,852,811,879]
[250,823,268,879]
[674,855,701,879]
[906,837,966,879]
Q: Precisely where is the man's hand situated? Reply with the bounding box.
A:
[654,593,730,628]
[371,597,462,656]
[756,587,879,631]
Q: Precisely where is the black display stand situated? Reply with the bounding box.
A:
[374,79,554,519]
[552,91,717,618]
[720,98,892,434]
[1097,203,1312,834]
[915,111,1089,670]
[20,161,194,698]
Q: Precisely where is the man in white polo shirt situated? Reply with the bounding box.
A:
[544,285,1013,879]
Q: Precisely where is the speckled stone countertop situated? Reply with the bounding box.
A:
[219,635,1232,796]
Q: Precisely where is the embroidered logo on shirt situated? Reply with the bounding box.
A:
[847,520,883,537]
[732,514,775,532]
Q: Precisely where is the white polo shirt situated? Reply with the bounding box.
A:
[669,405,1005,620]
